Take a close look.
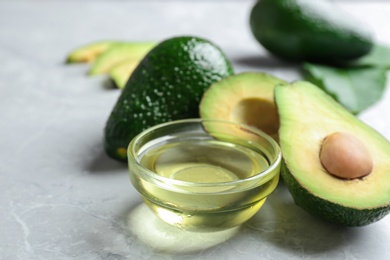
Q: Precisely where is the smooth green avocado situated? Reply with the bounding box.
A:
[199,72,287,140]
[249,0,373,62]
[104,36,234,161]
[275,81,390,226]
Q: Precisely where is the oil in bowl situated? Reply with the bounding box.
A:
[128,119,281,232]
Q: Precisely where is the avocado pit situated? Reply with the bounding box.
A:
[319,132,373,179]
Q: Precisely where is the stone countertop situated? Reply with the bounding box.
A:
[1,1,389,259]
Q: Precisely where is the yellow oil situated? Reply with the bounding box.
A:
[136,139,279,231]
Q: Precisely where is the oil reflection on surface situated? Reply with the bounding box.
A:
[126,203,240,253]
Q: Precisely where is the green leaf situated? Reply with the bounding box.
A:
[303,63,387,114]
[349,44,390,68]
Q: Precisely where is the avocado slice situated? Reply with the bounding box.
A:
[275,81,390,226]
[66,40,120,63]
[249,0,373,62]
[89,42,156,75]
[199,72,287,140]
[104,36,234,161]
[109,59,140,89]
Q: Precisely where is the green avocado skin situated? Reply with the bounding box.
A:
[104,36,234,161]
[249,0,373,62]
[281,161,390,227]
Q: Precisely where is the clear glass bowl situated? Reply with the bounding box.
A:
[128,119,281,232]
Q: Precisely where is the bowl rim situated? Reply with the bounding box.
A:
[127,118,281,189]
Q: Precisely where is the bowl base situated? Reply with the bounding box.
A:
[143,197,267,232]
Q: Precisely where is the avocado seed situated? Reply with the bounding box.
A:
[319,132,373,179]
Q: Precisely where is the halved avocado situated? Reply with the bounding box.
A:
[66,40,120,63]
[199,72,287,140]
[109,59,140,89]
[89,42,156,75]
[275,81,390,226]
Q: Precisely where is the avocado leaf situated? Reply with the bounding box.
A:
[303,63,387,114]
[350,44,390,68]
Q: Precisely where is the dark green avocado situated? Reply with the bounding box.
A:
[104,36,234,161]
[249,0,373,62]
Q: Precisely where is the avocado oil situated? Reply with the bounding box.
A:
[134,138,279,231]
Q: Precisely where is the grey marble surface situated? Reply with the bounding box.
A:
[1,1,390,259]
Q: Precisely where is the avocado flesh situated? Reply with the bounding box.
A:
[200,72,287,140]
[66,40,119,63]
[89,42,156,75]
[249,0,373,62]
[275,81,390,226]
[109,59,139,89]
[104,36,234,161]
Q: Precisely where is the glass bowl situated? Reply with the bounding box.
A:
[128,118,281,232]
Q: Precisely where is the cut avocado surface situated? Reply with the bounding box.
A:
[104,36,234,161]
[66,40,120,63]
[249,0,373,62]
[275,81,390,226]
[200,72,287,140]
[89,42,156,75]
[109,59,140,89]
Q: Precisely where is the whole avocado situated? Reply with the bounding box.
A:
[249,0,373,62]
[104,36,234,161]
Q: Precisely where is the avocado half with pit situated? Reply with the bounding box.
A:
[199,72,287,140]
[275,81,390,226]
